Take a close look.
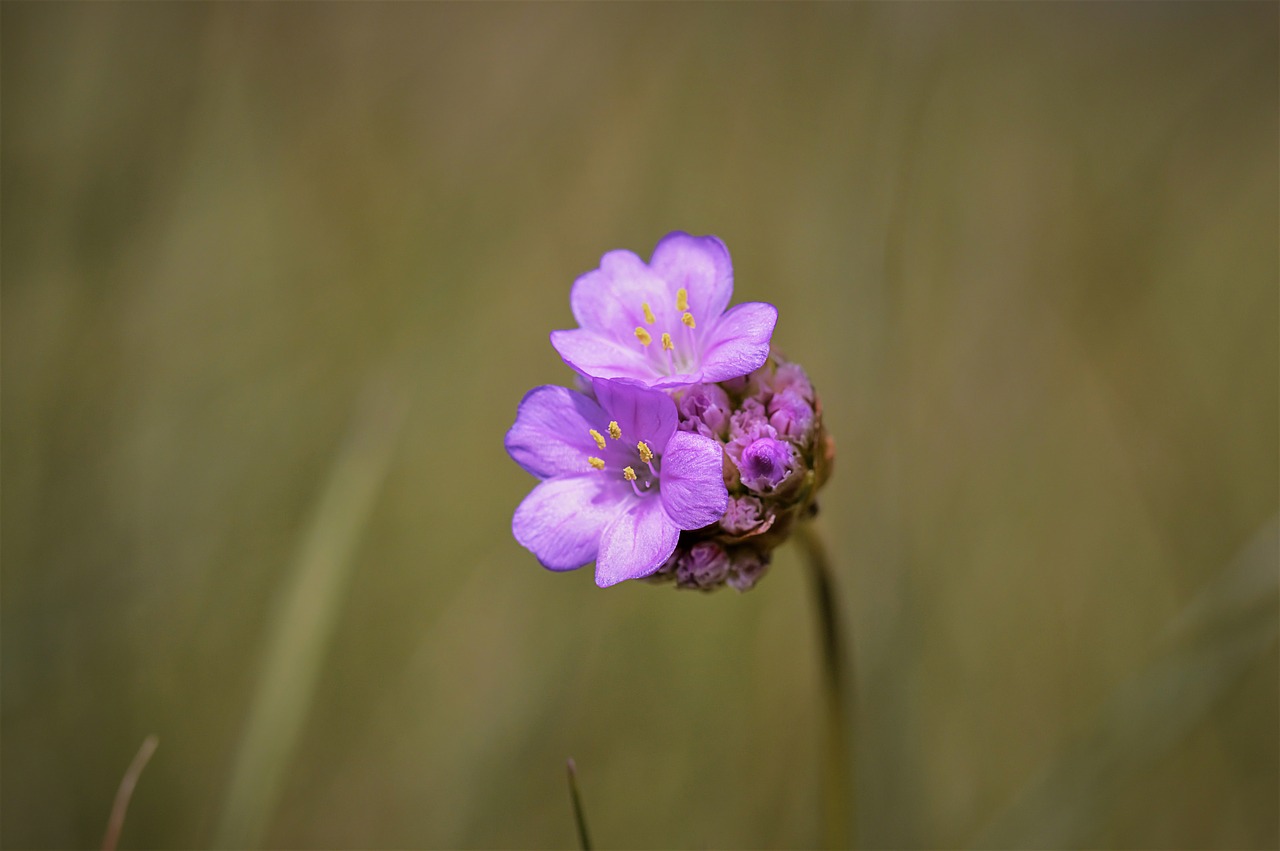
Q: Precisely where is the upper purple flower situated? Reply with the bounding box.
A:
[506,378,729,587]
[549,232,778,390]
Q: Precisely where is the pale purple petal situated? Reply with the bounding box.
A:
[649,232,734,321]
[591,378,678,453]
[698,302,778,384]
[505,385,607,478]
[513,475,628,571]
[649,370,710,391]
[569,249,672,337]
[659,430,730,530]
[550,329,655,383]
[595,497,681,587]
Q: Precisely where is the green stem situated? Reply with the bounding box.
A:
[797,522,853,849]
[566,758,593,851]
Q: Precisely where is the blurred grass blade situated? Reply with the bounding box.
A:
[566,758,593,851]
[973,517,1280,848]
[214,376,410,849]
[102,735,159,851]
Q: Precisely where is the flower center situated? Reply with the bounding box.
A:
[584,421,660,496]
[631,288,699,376]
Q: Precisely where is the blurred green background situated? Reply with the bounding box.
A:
[3,4,1277,849]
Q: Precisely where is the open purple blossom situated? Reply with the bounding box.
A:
[550,232,778,390]
[506,378,728,587]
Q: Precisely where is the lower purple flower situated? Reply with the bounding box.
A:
[506,377,729,587]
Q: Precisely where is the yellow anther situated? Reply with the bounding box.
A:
[681,311,696,328]
[676,288,689,312]
[642,303,656,324]
[608,421,622,440]
[623,466,637,481]
[634,326,652,346]
[588,456,606,470]
[589,429,606,450]
[637,441,653,463]
[661,332,674,351]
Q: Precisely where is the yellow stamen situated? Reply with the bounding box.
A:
[623,466,637,481]
[661,332,674,351]
[642,303,656,324]
[634,326,652,346]
[608,421,622,440]
[588,456,605,470]
[637,441,653,463]
[589,429,606,450]
[681,312,696,328]
[676,288,689,312]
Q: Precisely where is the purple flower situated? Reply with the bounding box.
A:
[677,383,733,440]
[768,361,814,402]
[738,437,797,493]
[674,542,732,590]
[720,495,772,537]
[549,232,778,390]
[768,390,814,441]
[726,550,770,592]
[506,378,729,587]
[725,400,776,467]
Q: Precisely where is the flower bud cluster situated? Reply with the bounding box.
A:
[649,354,834,592]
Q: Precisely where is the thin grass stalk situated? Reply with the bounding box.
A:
[214,377,409,848]
[566,758,593,851]
[102,735,159,851]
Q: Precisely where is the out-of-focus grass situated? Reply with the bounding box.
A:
[2,4,1275,849]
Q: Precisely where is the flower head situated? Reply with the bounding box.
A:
[550,232,778,390]
[647,354,834,593]
[506,378,729,587]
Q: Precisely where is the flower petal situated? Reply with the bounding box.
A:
[550,329,656,384]
[505,385,609,478]
[591,378,678,453]
[513,475,628,571]
[659,430,730,530]
[595,497,681,587]
[698,302,778,384]
[649,232,734,322]
[569,249,673,338]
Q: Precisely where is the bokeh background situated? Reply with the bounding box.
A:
[3,4,1277,849]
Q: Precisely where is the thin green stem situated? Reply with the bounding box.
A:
[566,758,593,851]
[797,522,853,849]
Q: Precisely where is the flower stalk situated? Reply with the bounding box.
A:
[797,522,853,850]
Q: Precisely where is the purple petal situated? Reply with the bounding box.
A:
[513,475,627,571]
[569,249,672,338]
[591,378,678,453]
[698,302,778,384]
[649,232,734,322]
[595,497,681,587]
[648,370,710,391]
[550,329,656,383]
[505,385,611,478]
[659,431,730,530]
